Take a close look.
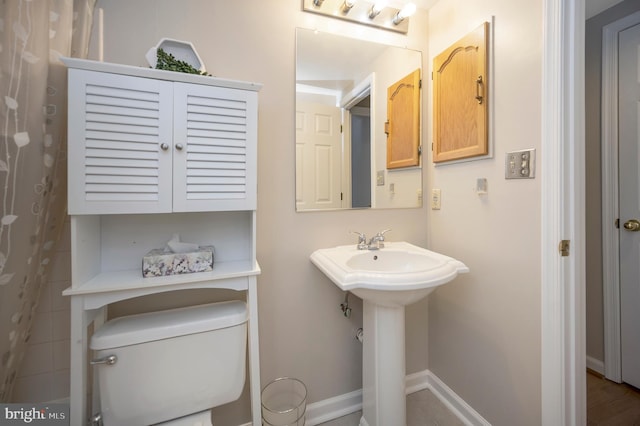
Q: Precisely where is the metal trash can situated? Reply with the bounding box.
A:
[261,377,307,425]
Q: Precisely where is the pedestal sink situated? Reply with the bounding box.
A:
[310,242,468,426]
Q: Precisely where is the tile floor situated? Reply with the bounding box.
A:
[318,389,465,426]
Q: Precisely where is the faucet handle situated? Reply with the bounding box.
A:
[350,230,366,243]
[376,229,391,239]
[368,229,391,249]
[350,231,368,249]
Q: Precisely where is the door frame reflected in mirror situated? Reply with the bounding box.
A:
[342,74,374,209]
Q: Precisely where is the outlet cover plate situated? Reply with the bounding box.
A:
[431,189,441,210]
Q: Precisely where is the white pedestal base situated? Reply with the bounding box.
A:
[361,300,406,426]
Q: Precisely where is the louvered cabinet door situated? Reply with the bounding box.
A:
[67,70,174,214]
[172,83,258,212]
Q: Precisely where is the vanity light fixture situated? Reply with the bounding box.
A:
[302,0,415,34]
[392,2,416,25]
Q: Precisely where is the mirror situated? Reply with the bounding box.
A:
[295,28,423,211]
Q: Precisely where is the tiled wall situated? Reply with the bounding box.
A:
[12,219,71,402]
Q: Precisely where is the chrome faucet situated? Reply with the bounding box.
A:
[351,229,391,250]
[367,229,390,250]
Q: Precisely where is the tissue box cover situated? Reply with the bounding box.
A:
[142,246,214,278]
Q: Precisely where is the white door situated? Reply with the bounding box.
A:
[619,22,640,390]
[295,101,343,210]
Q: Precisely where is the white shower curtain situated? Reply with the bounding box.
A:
[0,0,95,401]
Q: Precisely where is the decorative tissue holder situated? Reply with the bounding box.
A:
[142,246,214,278]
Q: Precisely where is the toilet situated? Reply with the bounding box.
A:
[90,300,248,426]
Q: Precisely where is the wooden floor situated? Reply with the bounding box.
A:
[588,370,640,425]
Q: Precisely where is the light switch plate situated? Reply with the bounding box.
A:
[505,149,536,179]
[377,170,385,186]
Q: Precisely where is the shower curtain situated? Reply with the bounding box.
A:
[0,0,95,401]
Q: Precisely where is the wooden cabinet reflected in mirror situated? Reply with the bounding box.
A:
[386,69,421,169]
[433,22,489,163]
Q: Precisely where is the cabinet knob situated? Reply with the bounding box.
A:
[160,143,169,151]
[175,143,184,151]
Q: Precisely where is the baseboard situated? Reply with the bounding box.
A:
[586,355,605,376]
[305,388,362,425]
[425,371,491,426]
[405,370,430,394]
[304,369,490,426]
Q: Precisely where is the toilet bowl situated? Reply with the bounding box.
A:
[90,300,248,426]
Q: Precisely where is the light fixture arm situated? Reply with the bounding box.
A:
[341,0,356,13]
[369,2,386,19]
[392,3,416,25]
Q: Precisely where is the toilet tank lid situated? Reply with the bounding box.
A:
[90,300,247,350]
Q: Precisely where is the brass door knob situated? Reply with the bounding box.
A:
[623,219,640,232]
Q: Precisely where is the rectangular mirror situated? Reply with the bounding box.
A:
[295,28,423,211]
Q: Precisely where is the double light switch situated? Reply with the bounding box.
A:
[505,149,536,179]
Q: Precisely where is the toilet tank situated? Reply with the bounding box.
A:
[90,301,247,426]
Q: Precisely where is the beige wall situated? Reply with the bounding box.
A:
[426,0,542,424]
[87,0,430,424]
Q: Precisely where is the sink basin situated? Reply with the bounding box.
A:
[310,241,468,307]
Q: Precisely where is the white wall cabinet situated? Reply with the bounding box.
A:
[67,62,258,214]
[62,58,263,426]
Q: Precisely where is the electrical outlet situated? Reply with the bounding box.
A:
[476,178,488,194]
[431,189,441,210]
